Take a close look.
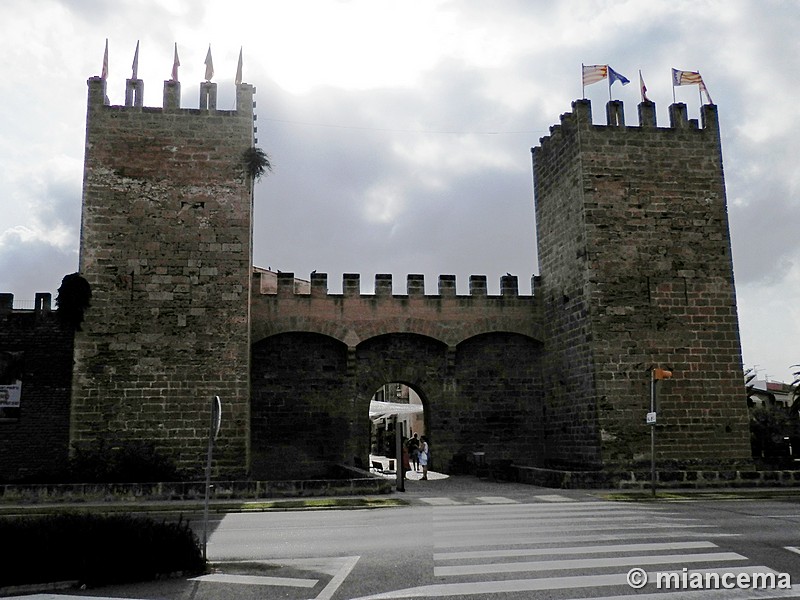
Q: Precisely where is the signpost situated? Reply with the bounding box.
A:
[649,368,672,497]
[202,395,222,561]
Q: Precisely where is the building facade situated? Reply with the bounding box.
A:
[0,75,752,483]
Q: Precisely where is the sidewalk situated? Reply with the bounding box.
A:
[1,470,798,518]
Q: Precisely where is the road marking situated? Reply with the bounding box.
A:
[476,496,518,504]
[433,500,653,511]
[433,514,698,527]
[190,573,318,587]
[533,494,575,502]
[419,497,463,505]
[434,550,746,576]
[314,555,359,600]
[434,540,718,560]
[349,567,791,599]
[784,546,800,556]
[436,529,741,548]
[433,521,714,541]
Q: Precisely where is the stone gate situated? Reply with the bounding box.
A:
[249,271,545,478]
[1,65,754,484]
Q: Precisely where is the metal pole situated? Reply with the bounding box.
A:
[202,396,220,561]
[650,371,656,498]
[395,415,404,492]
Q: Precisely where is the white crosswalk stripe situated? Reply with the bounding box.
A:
[354,500,798,599]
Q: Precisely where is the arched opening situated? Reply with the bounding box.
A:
[367,382,426,477]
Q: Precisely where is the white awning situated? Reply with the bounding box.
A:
[369,400,423,421]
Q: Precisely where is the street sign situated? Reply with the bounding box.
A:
[646,411,657,425]
[212,395,222,440]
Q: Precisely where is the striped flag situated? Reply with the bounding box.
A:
[672,68,713,104]
[582,64,608,86]
[171,43,180,82]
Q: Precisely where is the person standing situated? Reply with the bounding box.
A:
[419,436,430,480]
[407,433,420,472]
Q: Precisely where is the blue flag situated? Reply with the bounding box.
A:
[608,66,630,86]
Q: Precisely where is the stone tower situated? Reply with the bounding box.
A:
[71,75,256,476]
[532,99,751,470]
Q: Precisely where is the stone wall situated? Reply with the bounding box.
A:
[0,295,74,482]
[249,274,545,477]
[533,99,751,469]
[71,77,256,477]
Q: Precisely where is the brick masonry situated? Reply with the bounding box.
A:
[70,77,255,477]
[249,273,545,478]
[0,88,755,484]
[0,295,73,481]
[532,99,751,469]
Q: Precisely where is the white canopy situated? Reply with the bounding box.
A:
[369,400,423,422]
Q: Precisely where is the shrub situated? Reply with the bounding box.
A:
[0,512,205,588]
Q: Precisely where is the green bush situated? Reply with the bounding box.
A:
[0,512,205,588]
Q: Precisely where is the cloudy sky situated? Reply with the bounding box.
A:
[0,0,797,382]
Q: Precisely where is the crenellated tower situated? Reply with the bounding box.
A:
[532,99,751,470]
[72,72,256,476]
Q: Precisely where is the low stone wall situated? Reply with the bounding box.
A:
[0,466,393,504]
[514,465,800,490]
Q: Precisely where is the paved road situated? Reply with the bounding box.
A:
[8,478,800,599]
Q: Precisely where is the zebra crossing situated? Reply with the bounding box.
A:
[357,500,800,599]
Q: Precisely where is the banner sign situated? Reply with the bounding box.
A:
[0,382,22,408]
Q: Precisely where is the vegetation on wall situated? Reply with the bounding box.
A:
[242,146,272,181]
[55,272,92,331]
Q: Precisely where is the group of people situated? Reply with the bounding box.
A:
[402,433,429,480]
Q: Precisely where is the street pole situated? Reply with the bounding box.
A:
[649,367,672,499]
[202,395,222,562]
[395,415,404,492]
[650,371,656,498]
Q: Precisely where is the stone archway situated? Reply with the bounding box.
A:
[250,329,544,479]
[250,331,350,480]
[352,333,448,470]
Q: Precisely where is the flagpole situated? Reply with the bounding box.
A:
[581,63,585,99]
[608,74,612,102]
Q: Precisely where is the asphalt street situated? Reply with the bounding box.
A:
[5,476,800,600]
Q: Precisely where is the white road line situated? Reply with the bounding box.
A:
[432,501,656,512]
[433,522,715,541]
[533,494,575,502]
[436,530,741,548]
[434,551,747,576]
[349,567,792,600]
[476,496,519,504]
[433,515,700,527]
[314,555,360,600]
[434,540,718,560]
[419,497,463,505]
[190,573,318,587]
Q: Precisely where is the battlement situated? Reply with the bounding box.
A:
[87,75,255,122]
[535,99,720,152]
[0,293,52,314]
[253,270,542,298]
